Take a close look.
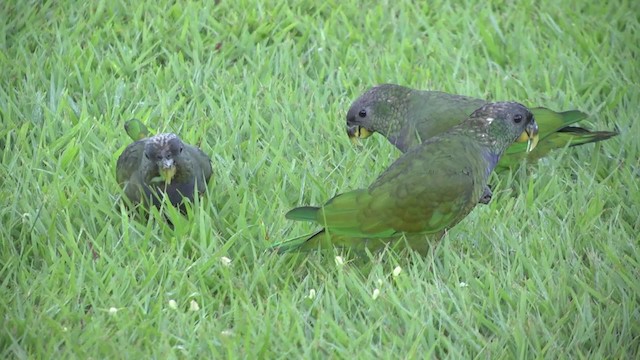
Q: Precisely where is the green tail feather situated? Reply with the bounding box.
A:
[270,229,328,252]
[556,110,588,123]
[497,126,618,170]
[285,206,319,221]
[124,119,152,141]
[530,108,588,137]
[525,127,619,163]
[556,126,619,147]
[496,107,618,170]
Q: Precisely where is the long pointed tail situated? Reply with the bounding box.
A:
[498,124,618,170]
[556,126,619,147]
[270,229,327,253]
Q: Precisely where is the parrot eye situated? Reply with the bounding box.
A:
[358,109,367,118]
[180,146,184,153]
[144,153,150,160]
[513,114,523,124]
[513,114,522,124]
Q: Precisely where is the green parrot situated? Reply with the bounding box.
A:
[274,102,539,254]
[346,84,618,171]
[124,119,152,141]
[116,133,213,212]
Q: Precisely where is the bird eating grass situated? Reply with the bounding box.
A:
[116,132,213,213]
[274,102,539,255]
[346,84,617,171]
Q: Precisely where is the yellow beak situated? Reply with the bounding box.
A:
[159,161,177,184]
[516,121,540,152]
[347,125,373,146]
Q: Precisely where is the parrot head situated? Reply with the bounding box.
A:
[143,133,185,184]
[346,105,375,146]
[471,102,540,152]
[346,84,410,145]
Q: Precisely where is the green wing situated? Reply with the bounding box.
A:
[115,140,147,204]
[271,229,434,253]
[117,119,152,202]
[279,135,486,252]
[183,144,213,192]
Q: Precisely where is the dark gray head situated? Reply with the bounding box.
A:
[468,102,539,152]
[346,84,412,141]
[144,133,184,182]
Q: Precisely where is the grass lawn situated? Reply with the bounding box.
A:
[2,0,638,358]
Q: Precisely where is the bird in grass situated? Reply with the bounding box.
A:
[346,84,618,171]
[116,132,213,212]
[124,119,152,141]
[274,102,539,254]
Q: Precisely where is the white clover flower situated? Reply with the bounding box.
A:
[308,289,316,300]
[392,266,402,277]
[189,300,200,311]
[108,307,118,315]
[220,257,232,267]
[168,299,178,309]
[335,256,345,266]
[372,288,380,300]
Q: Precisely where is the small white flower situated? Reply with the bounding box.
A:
[108,307,118,315]
[62,327,68,332]
[377,279,383,286]
[168,299,178,309]
[220,256,232,267]
[372,288,380,300]
[392,266,402,277]
[335,256,344,266]
[307,289,316,300]
[459,282,468,288]
[189,300,200,311]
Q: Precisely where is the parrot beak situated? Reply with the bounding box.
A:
[516,121,540,152]
[347,125,373,146]
[158,158,176,183]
